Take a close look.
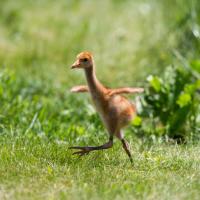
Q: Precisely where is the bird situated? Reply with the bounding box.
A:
[69,51,144,162]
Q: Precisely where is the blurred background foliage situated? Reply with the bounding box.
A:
[0,0,199,143]
[134,63,200,142]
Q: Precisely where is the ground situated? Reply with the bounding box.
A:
[0,136,200,200]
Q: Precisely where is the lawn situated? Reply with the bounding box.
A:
[0,0,200,199]
[0,135,200,200]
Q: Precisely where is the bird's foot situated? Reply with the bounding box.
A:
[69,146,91,157]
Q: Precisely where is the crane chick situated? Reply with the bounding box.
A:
[70,52,144,163]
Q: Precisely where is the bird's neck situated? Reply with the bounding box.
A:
[84,66,104,95]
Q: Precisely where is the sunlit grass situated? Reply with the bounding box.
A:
[0,135,200,200]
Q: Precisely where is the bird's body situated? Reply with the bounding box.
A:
[84,67,136,139]
[70,52,144,162]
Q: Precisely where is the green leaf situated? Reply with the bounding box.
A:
[196,79,200,89]
[176,93,192,107]
[191,60,200,73]
[184,83,197,94]
[132,116,142,126]
[147,75,162,92]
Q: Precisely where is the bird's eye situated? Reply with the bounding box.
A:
[83,58,88,62]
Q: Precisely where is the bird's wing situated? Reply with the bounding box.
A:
[108,87,144,95]
[70,85,89,93]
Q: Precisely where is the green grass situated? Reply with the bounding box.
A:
[0,135,200,200]
[0,0,200,199]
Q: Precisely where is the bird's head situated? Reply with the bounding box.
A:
[71,51,93,69]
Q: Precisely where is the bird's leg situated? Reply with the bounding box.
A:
[70,136,113,156]
[121,139,133,163]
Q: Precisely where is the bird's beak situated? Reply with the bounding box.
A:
[71,60,80,69]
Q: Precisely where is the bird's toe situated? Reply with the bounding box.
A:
[72,150,90,157]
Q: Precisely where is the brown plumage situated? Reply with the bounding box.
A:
[69,51,144,162]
